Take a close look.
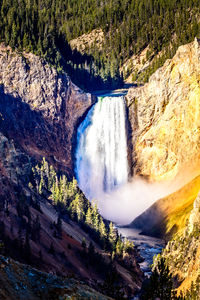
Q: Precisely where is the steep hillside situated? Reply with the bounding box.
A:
[126,38,200,182]
[153,191,200,297]
[1,0,200,89]
[131,176,200,239]
[0,46,143,299]
[0,255,113,300]
[0,131,143,299]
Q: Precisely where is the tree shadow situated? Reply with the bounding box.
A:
[56,35,124,92]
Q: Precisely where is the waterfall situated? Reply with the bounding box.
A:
[75,95,128,200]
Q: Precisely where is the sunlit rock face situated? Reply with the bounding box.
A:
[126,38,200,181]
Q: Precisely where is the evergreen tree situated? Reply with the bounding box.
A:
[91,202,99,231]
[99,217,107,239]
[2,0,200,89]
[108,222,117,247]
[86,207,93,227]
[141,258,179,300]
[49,242,55,255]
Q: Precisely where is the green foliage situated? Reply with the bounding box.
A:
[30,158,132,254]
[108,222,117,245]
[141,257,182,300]
[185,276,200,299]
[1,0,200,88]
[155,218,200,299]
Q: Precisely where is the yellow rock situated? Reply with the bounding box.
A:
[126,38,200,182]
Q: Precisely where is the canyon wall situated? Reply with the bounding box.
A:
[155,190,200,294]
[126,38,200,182]
[0,44,96,177]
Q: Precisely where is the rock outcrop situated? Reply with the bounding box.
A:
[0,255,113,300]
[126,38,200,181]
[0,44,96,177]
[0,132,33,184]
[69,28,104,54]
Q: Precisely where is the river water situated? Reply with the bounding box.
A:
[117,227,164,277]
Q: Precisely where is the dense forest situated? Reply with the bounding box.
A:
[0,0,200,90]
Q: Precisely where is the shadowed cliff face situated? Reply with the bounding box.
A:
[126,38,200,182]
[0,44,96,176]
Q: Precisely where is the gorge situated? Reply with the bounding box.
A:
[2,0,200,298]
[1,38,200,299]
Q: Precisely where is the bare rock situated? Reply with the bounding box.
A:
[0,44,96,176]
[126,38,200,181]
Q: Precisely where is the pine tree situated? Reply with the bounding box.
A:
[116,238,123,256]
[99,217,107,239]
[108,222,117,247]
[49,242,55,255]
[69,193,84,221]
[123,237,134,254]
[141,258,176,300]
[92,202,99,231]
[81,237,86,250]
[39,174,44,194]
[24,231,31,261]
[86,207,93,227]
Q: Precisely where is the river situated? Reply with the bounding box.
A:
[117,227,164,277]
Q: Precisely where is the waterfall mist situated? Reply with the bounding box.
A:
[75,95,184,225]
[96,177,181,225]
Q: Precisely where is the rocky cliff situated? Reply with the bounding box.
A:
[155,189,200,295]
[0,44,96,177]
[126,38,200,182]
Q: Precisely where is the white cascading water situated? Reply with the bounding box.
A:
[75,95,183,225]
[75,96,128,201]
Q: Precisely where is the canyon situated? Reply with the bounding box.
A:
[1,37,200,298]
[0,44,96,177]
[0,43,143,299]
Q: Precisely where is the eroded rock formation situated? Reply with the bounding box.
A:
[0,44,96,176]
[126,38,200,181]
